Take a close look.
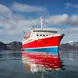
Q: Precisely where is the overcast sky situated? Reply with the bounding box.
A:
[0,0,78,43]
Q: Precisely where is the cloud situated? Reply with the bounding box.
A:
[0,4,12,19]
[61,27,78,43]
[1,4,78,43]
[0,4,11,13]
[65,3,78,8]
[46,14,78,26]
[11,2,47,13]
[0,4,42,36]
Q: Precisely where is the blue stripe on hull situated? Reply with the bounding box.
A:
[24,47,59,54]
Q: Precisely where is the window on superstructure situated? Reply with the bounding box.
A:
[33,30,57,33]
[37,34,39,36]
[40,34,42,36]
[43,34,45,36]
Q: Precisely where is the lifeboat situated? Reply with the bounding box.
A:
[26,33,30,38]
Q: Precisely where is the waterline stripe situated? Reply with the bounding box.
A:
[24,47,58,54]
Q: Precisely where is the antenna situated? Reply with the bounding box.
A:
[22,30,26,35]
[32,25,34,29]
[40,16,43,29]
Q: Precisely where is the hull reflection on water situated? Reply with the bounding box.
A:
[22,51,63,73]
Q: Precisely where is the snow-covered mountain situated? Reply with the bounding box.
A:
[60,41,78,51]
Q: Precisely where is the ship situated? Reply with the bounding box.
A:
[22,17,64,73]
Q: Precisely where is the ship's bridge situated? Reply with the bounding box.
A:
[30,28,59,38]
[31,28,58,33]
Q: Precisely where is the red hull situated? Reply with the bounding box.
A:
[22,35,63,48]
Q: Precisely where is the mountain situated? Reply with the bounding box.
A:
[0,41,78,51]
[0,42,7,50]
[0,41,22,51]
[59,42,78,51]
[6,41,22,50]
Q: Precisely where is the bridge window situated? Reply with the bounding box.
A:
[33,30,57,33]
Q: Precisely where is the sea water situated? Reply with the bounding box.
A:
[0,50,78,78]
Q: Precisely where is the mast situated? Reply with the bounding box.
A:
[40,16,43,29]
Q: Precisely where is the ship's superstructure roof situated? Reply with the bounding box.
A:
[31,28,58,32]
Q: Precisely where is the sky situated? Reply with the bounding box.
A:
[0,0,78,43]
